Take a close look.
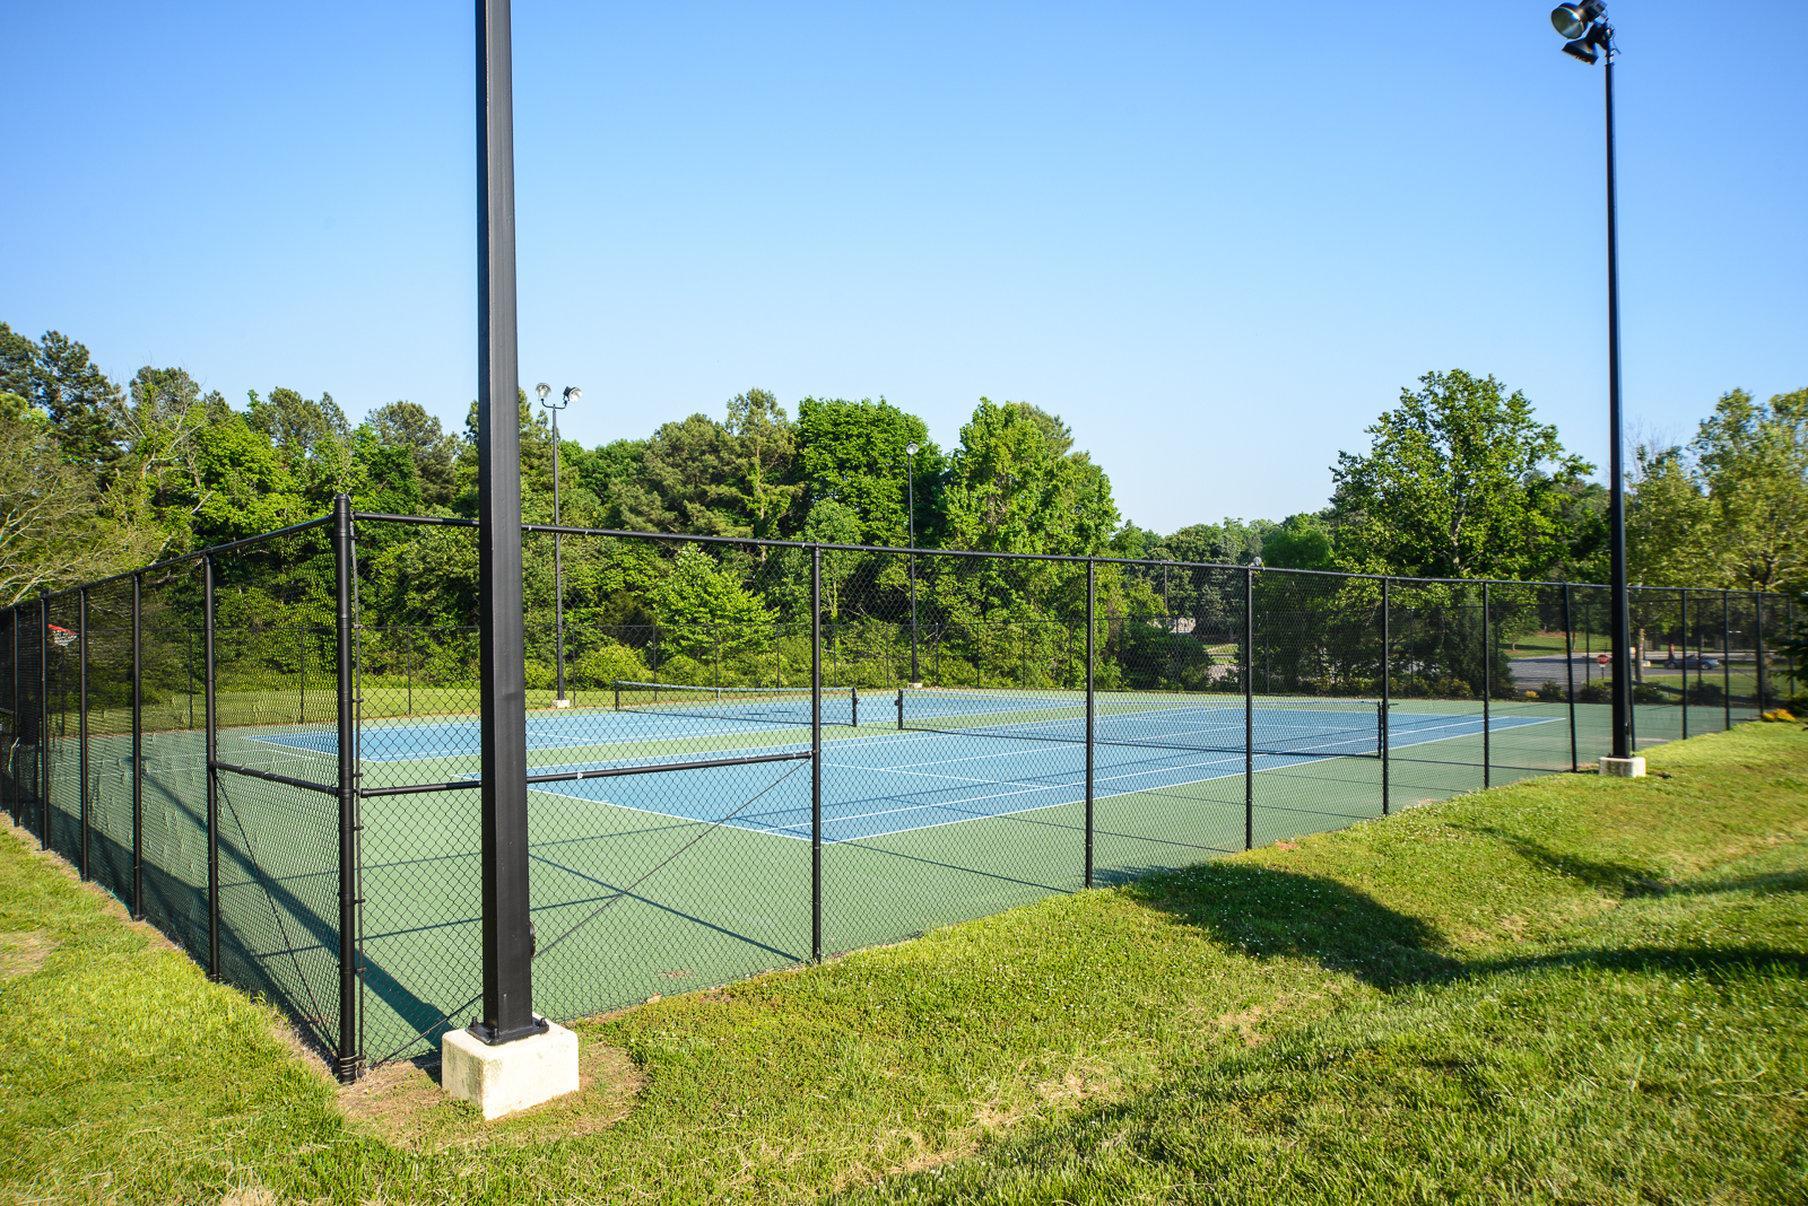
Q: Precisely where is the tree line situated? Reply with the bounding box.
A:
[0,321,1800,706]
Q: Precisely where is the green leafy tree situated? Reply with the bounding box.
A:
[364,401,459,510]
[0,393,123,600]
[1693,388,1807,593]
[1330,369,1592,579]
[724,388,803,541]
[15,329,128,477]
[1626,442,1714,587]
[943,399,1119,555]
[647,544,776,665]
[1260,513,1336,570]
[795,397,940,546]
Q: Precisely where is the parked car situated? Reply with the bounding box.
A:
[1665,654,1719,670]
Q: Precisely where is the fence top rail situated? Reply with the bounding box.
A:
[13,501,1791,608]
[354,512,1788,598]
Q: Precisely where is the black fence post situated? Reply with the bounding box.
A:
[79,588,89,879]
[810,546,823,963]
[1679,590,1690,739]
[1084,560,1095,889]
[38,592,50,849]
[131,572,144,919]
[1563,584,1578,772]
[1753,591,1768,711]
[1722,590,1733,729]
[1481,583,1491,790]
[1243,565,1255,851]
[332,497,364,1080]
[203,556,220,980]
[8,604,17,824]
[1380,577,1390,816]
[1789,595,1799,700]
[299,626,307,725]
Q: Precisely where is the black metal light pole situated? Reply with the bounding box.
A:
[535,382,579,706]
[905,441,920,685]
[474,0,540,1047]
[1550,2,1633,762]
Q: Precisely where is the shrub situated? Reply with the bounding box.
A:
[571,642,650,689]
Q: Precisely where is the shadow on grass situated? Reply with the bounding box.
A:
[1121,858,1808,994]
[1123,863,1460,989]
[1459,825,1808,901]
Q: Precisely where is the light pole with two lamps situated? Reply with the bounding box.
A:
[1547,2,1641,775]
[536,382,580,707]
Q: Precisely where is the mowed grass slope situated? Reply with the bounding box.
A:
[0,723,1802,1202]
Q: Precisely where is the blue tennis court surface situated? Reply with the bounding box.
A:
[255,695,1554,844]
[352,701,1552,845]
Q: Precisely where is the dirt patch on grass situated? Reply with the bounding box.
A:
[340,1038,644,1151]
[0,930,54,979]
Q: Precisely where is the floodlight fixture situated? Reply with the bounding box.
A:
[535,382,551,400]
[905,442,919,456]
[562,385,581,406]
[1549,2,1603,40]
[1562,38,1599,63]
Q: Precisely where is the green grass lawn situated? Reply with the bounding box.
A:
[1,721,1804,1202]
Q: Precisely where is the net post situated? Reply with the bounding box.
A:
[38,591,50,849]
[78,588,89,879]
[1084,559,1095,889]
[1750,589,1764,712]
[613,680,621,711]
[1721,590,1732,729]
[895,687,904,730]
[1380,577,1390,816]
[810,546,823,963]
[1243,564,1255,851]
[298,625,306,725]
[1563,584,1578,771]
[203,555,220,980]
[1481,583,1491,790]
[850,685,859,729]
[1679,590,1690,739]
[333,495,364,1081]
[406,626,414,717]
[131,572,144,919]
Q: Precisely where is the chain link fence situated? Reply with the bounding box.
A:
[0,499,1796,1078]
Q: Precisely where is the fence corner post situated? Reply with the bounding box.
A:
[131,572,144,919]
[1083,559,1095,889]
[79,587,90,878]
[204,556,220,980]
[1380,577,1391,815]
[809,545,823,963]
[1243,565,1255,851]
[333,495,363,1082]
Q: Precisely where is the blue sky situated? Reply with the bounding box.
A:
[3,2,1803,533]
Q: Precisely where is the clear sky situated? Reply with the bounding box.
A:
[3,2,1803,533]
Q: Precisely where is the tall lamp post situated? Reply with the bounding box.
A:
[905,442,920,686]
[1548,2,1641,775]
[440,0,579,1117]
[536,382,579,707]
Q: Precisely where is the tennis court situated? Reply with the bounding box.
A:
[217,685,1558,1061]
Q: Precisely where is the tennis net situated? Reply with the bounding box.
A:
[613,680,859,728]
[895,687,1383,758]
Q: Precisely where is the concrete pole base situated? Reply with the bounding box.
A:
[441,1020,580,1119]
[1598,755,1647,778]
[551,697,573,709]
